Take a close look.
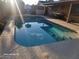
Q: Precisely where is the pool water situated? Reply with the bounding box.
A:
[15,16,76,47]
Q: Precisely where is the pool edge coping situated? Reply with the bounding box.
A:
[46,17,79,34]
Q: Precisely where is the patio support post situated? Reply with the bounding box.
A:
[66,3,72,23]
[44,5,46,15]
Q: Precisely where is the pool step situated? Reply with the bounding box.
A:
[48,27,75,41]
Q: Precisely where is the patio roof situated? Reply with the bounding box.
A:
[38,0,79,6]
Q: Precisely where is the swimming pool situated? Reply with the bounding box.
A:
[15,16,76,47]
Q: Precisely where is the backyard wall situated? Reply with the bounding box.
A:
[36,6,45,15]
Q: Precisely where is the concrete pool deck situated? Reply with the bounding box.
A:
[0,18,79,59]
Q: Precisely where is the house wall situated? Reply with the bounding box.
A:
[47,3,70,20]
[70,4,79,23]
[57,3,70,19]
[47,2,79,23]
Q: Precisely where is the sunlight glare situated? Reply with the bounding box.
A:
[14,0,24,23]
[10,0,16,16]
[54,0,59,1]
[22,0,39,5]
[10,0,14,5]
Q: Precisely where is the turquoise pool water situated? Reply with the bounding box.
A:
[15,16,75,47]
